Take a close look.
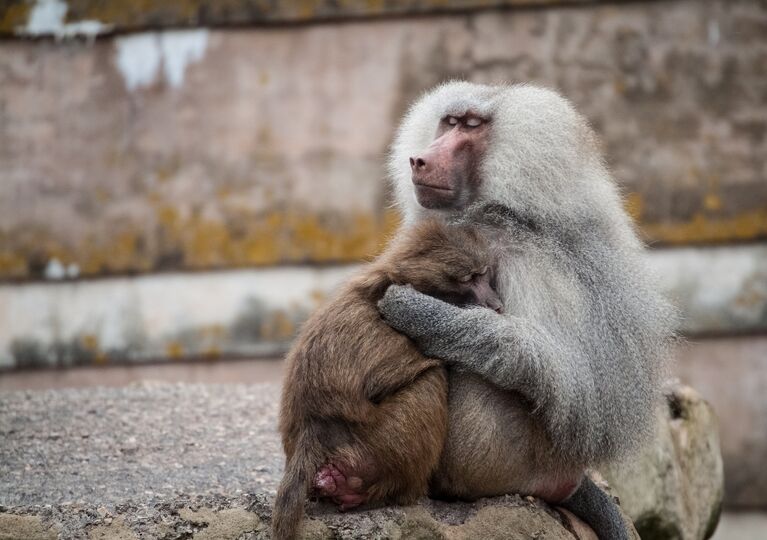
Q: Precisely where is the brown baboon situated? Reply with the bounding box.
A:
[272,219,502,540]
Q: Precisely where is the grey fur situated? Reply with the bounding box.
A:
[378,82,677,532]
[380,206,673,466]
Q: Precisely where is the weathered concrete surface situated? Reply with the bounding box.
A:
[676,336,767,509]
[712,512,767,540]
[0,382,641,539]
[0,383,283,507]
[0,492,607,540]
[3,243,764,369]
[653,244,767,336]
[0,357,284,392]
[1,0,766,282]
[604,384,724,540]
[0,265,359,369]
[2,0,605,38]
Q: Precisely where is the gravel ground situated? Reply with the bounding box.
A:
[0,382,585,539]
[0,382,283,507]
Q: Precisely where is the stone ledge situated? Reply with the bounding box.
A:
[3,1,601,38]
[0,381,720,539]
[3,245,766,370]
[0,491,624,540]
[0,381,614,538]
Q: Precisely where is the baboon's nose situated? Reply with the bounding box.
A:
[409,157,427,171]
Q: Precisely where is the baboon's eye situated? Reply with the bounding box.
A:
[446,116,459,126]
[476,266,489,276]
[466,117,483,128]
[458,274,473,283]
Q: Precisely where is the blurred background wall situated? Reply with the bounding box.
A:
[0,0,765,512]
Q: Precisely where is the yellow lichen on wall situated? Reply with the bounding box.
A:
[0,3,30,34]
[624,192,644,224]
[157,205,400,269]
[260,310,296,341]
[625,192,767,245]
[0,250,28,278]
[79,230,153,276]
[166,341,184,359]
[0,204,400,280]
[60,0,326,29]
[62,0,200,27]
[203,346,221,360]
[2,193,764,281]
[642,209,767,246]
[1,0,584,37]
[80,334,107,363]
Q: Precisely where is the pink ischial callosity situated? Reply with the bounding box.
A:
[313,462,369,510]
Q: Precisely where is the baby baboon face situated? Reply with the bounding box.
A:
[440,264,503,314]
[393,223,503,314]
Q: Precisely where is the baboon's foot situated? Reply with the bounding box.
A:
[313,462,369,510]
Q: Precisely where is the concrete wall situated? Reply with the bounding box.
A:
[1,0,766,282]
[1,0,766,508]
[1,0,597,37]
[2,245,765,369]
[677,336,767,509]
[0,266,358,369]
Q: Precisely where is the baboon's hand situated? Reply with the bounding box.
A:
[380,285,543,394]
[378,284,471,359]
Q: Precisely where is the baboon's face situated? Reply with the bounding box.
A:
[405,247,503,314]
[408,112,490,211]
[435,266,503,314]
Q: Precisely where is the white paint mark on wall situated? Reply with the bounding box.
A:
[43,260,79,281]
[44,258,66,280]
[160,31,210,88]
[67,263,80,278]
[115,30,210,91]
[18,0,112,39]
[707,20,720,47]
[115,34,162,91]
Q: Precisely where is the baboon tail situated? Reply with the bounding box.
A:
[560,475,632,540]
[272,429,321,540]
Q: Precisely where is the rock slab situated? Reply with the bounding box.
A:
[0,381,719,538]
[605,383,724,540]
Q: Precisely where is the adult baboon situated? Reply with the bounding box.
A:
[378,82,677,539]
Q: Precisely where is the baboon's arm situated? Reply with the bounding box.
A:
[377,284,602,462]
[363,351,442,404]
[377,284,565,399]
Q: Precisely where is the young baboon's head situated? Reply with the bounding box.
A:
[386,220,503,313]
